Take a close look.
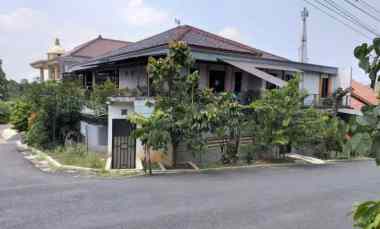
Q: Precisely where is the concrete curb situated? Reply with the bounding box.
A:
[16,141,102,172]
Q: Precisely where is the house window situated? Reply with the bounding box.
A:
[234,72,242,93]
[96,70,119,87]
[321,77,329,98]
[84,72,93,90]
[209,70,225,93]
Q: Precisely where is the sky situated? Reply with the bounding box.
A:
[0,0,379,83]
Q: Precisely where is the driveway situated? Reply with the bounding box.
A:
[0,125,379,229]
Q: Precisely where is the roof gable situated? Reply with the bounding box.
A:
[65,36,131,58]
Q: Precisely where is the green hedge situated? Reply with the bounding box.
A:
[9,100,32,131]
[0,101,10,124]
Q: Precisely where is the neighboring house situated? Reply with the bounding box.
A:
[30,36,131,81]
[351,80,379,110]
[61,25,351,169]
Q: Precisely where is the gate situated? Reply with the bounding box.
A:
[112,119,136,169]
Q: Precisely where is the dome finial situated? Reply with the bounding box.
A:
[55,38,60,46]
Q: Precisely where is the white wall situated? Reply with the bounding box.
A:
[302,71,320,105]
[107,103,135,155]
[80,121,108,153]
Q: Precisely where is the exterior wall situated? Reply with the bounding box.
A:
[107,103,135,155]
[302,71,321,105]
[107,99,154,170]
[119,65,147,89]
[80,121,108,153]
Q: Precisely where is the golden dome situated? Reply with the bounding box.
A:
[48,38,65,54]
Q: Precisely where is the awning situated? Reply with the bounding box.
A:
[248,63,303,73]
[220,59,287,87]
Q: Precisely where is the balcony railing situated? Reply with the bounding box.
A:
[305,94,350,109]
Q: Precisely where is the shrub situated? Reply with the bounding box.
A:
[239,144,257,164]
[0,101,10,124]
[25,113,49,148]
[9,100,32,131]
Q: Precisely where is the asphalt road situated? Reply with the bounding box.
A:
[0,125,379,229]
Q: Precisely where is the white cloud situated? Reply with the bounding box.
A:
[122,0,169,27]
[0,7,100,81]
[0,8,47,32]
[218,26,243,42]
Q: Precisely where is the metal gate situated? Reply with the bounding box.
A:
[112,119,136,169]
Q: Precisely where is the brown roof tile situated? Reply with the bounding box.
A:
[351,80,378,109]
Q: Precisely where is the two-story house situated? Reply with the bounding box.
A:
[60,25,351,169]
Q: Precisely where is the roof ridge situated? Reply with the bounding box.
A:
[183,25,261,55]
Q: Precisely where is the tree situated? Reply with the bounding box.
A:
[87,80,120,117]
[211,92,246,164]
[0,61,8,100]
[353,201,380,229]
[145,41,207,166]
[347,106,380,161]
[354,38,380,89]
[21,80,85,147]
[249,76,330,157]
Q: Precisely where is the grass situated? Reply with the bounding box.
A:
[47,144,106,169]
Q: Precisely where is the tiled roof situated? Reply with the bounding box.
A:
[351,80,378,110]
[64,35,132,58]
[95,25,287,62]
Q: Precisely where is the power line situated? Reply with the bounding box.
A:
[355,0,380,19]
[303,0,372,39]
[317,0,379,36]
[343,0,380,24]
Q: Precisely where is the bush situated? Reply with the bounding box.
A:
[0,101,10,124]
[239,144,257,164]
[25,113,49,148]
[9,100,32,131]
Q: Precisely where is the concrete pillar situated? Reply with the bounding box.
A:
[40,68,45,82]
[54,66,59,80]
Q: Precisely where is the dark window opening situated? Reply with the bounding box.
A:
[283,74,293,81]
[209,70,225,93]
[95,70,119,87]
[234,72,242,93]
[84,72,93,90]
[321,77,329,98]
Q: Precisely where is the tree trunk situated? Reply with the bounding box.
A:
[172,142,178,168]
[148,147,152,175]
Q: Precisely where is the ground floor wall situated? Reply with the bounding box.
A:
[80,121,108,153]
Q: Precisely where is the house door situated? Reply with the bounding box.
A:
[112,119,136,169]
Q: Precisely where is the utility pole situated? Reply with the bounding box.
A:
[300,7,309,63]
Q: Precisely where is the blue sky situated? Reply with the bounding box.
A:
[0,0,379,83]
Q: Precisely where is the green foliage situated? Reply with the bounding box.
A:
[353,201,380,229]
[211,92,246,164]
[250,77,312,149]
[25,112,49,148]
[9,100,32,131]
[239,144,257,164]
[0,101,11,124]
[87,80,121,116]
[136,41,215,166]
[49,144,106,169]
[354,38,380,88]
[0,63,7,100]
[348,106,380,161]
[14,80,85,147]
